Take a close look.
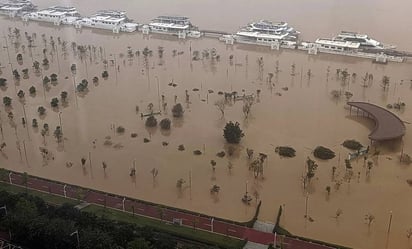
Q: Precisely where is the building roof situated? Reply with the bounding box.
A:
[347,101,406,141]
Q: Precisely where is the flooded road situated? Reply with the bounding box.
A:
[1,1,412,248]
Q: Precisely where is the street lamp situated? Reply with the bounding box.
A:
[70,230,80,249]
[154,76,160,111]
[385,211,393,248]
[58,112,63,133]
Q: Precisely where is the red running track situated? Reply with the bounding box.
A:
[3,172,336,249]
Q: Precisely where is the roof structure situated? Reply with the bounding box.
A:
[347,101,406,141]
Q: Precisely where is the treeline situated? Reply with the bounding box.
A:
[0,191,217,249]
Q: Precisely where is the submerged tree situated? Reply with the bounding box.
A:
[223,121,244,144]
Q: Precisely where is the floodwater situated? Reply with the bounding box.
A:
[0,1,412,249]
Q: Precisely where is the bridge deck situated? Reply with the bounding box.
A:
[347,101,405,141]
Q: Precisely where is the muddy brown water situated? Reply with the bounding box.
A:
[0,1,412,248]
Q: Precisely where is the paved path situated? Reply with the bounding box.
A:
[2,171,338,249]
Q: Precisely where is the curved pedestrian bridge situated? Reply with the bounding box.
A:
[347,101,406,141]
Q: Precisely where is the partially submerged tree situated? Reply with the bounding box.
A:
[172,103,184,117]
[223,121,244,144]
[176,178,185,189]
[342,139,363,150]
[145,116,158,127]
[53,126,63,143]
[381,75,390,90]
[50,97,59,108]
[214,99,226,118]
[38,106,46,116]
[275,146,296,157]
[50,73,58,82]
[159,118,171,130]
[313,146,336,160]
[210,184,220,194]
[3,96,12,107]
[29,86,36,95]
[76,79,88,92]
[306,157,318,184]
[60,91,68,102]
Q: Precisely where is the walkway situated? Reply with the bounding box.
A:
[347,101,406,141]
[2,171,338,249]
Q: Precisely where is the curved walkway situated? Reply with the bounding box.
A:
[2,171,338,249]
[347,101,405,141]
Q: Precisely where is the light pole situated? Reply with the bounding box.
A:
[155,76,160,111]
[385,211,393,248]
[304,193,309,219]
[8,172,12,184]
[63,184,67,198]
[70,230,80,249]
[211,217,214,232]
[72,73,78,108]
[58,112,64,147]
[58,112,63,133]
[122,197,126,211]
[22,103,30,141]
[22,140,28,166]
[3,33,13,73]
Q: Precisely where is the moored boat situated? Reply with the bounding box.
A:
[0,0,36,18]
[145,15,202,39]
[22,6,80,25]
[74,10,139,33]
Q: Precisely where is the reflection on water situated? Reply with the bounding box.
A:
[0,10,412,249]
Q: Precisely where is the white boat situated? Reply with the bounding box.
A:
[298,38,404,63]
[146,15,202,38]
[333,31,396,49]
[245,20,300,37]
[22,6,80,25]
[234,31,297,49]
[0,0,36,17]
[75,10,138,33]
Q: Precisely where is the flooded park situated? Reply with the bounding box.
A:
[1,0,412,248]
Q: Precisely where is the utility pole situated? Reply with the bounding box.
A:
[3,33,13,73]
